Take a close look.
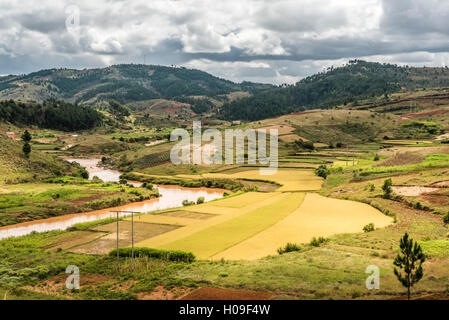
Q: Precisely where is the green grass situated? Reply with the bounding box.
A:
[419,240,449,257]
[0,181,158,226]
[359,154,449,176]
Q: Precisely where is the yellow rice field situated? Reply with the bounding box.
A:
[126,215,202,226]
[199,168,323,192]
[136,192,286,249]
[133,167,393,261]
[155,193,305,259]
[212,193,393,260]
[206,192,275,208]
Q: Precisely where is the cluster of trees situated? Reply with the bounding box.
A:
[108,100,131,119]
[173,96,215,114]
[0,99,103,131]
[219,60,442,121]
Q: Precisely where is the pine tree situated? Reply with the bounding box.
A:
[21,130,32,142]
[22,141,31,158]
[393,233,426,300]
[382,178,393,198]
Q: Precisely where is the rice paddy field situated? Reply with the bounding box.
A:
[124,167,393,260]
[188,168,324,192]
[2,103,449,300]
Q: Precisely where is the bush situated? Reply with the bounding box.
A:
[109,247,195,262]
[373,154,380,161]
[443,213,449,225]
[382,178,392,198]
[196,196,205,204]
[363,223,375,232]
[310,237,329,247]
[315,165,330,179]
[277,243,302,255]
[182,199,195,206]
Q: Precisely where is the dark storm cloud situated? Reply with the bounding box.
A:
[2,0,449,83]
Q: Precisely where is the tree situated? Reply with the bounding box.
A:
[21,130,32,158]
[315,165,330,179]
[22,141,31,158]
[382,178,393,198]
[21,130,32,142]
[393,233,426,300]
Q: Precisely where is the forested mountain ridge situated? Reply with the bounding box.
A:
[0,64,274,105]
[220,60,449,121]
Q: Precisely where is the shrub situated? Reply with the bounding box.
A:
[443,213,449,225]
[310,237,329,247]
[373,154,380,161]
[277,243,302,255]
[315,165,330,179]
[182,199,195,206]
[363,223,375,232]
[109,247,195,263]
[196,196,205,204]
[382,178,393,198]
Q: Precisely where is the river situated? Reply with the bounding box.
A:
[0,158,224,239]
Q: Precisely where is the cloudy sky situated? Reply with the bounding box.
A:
[1,0,449,84]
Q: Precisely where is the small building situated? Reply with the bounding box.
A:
[6,132,15,139]
[232,120,241,125]
[71,134,79,139]
[57,135,68,141]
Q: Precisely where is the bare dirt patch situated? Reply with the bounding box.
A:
[24,274,115,298]
[377,152,425,167]
[392,186,440,197]
[401,108,449,121]
[418,190,449,206]
[138,285,193,300]
[70,221,179,254]
[47,231,106,251]
[430,180,449,187]
[279,134,301,142]
[180,287,276,300]
[66,192,121,206]
[435,133,449,141]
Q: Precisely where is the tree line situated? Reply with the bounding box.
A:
[0,99,103,131]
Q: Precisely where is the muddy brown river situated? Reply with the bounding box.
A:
[0,158,224,239]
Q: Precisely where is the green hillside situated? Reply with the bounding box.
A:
[220,60,449,121]
[0,134,71,183]
[0,64,273,105]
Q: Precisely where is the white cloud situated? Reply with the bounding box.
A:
[1,0,449,83]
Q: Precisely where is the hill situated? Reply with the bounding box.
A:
[220,60,449,121]
[0,64,273,106]
[0,99,104,131]
[0,134,72,183]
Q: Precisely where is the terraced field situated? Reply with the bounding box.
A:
[183,168,324,192]
[133,168,392,260]
[213,193,393,260]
